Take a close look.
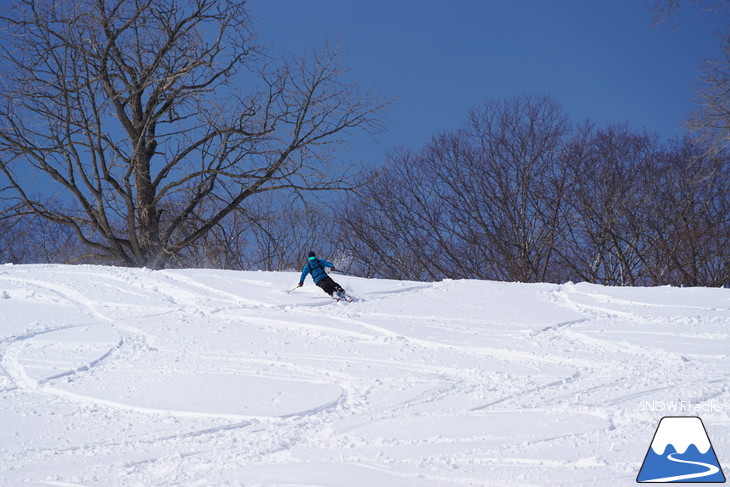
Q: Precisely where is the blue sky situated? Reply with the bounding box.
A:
[248,0,728,166]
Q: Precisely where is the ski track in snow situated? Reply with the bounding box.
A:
[0,265,728,486]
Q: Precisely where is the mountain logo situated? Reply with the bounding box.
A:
[637,416,726,483]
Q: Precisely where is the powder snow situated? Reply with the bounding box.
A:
[0,264,728,486]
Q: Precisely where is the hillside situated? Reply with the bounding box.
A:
[1,264,728,486]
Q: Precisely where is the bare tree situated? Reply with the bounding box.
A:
[183,194,340,272]
[241,197,340,272]
[691,34,730,148]
[0,0,385,268]
[560,125,662,285]
[644,137,730,286]
[0,213,82,264]
[337,152,446,280]
[339,95,572,282]
[647,0,730,23]
[648,0,730,148]
[460,96,571,282]
[338,95,729,286]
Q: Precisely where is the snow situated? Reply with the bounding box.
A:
[0,264,728,486]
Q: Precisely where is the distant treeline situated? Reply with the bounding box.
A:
[2,96,728,287]
[339,96,729,287]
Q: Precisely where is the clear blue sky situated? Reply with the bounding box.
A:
[248,0,728,166]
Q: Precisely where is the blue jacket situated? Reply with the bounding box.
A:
[300,258,335,285]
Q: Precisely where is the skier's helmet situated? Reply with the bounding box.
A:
[307,251,316,260]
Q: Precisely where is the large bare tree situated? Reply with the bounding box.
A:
[0,0,385,268]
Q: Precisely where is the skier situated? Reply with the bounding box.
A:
[297,251,350,301]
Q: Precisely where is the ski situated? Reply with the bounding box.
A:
[335,292,354,303]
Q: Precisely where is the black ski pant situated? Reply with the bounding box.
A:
[316,276,345,297]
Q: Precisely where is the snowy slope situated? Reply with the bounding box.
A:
[0,264,728,486]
